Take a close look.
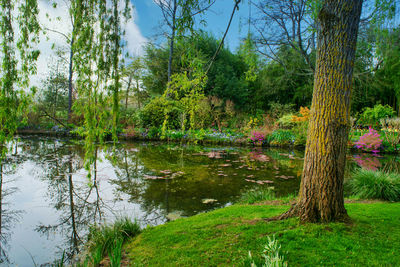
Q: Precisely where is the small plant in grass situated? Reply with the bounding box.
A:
[245,235,288,267]
[348,169,400,201]
[354,127,382,153]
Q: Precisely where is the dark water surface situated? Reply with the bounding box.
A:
[1,136,398,266]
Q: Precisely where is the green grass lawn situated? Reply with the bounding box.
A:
[125,203,400,266]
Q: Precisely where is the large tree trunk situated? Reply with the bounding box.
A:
[284,0,363,223]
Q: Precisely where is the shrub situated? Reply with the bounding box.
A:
[249,130,265,145]
[354,127,382,153]
[291,106,310,122]
[277,114,295,129]
[348,169,400,201]
[359,104,395,127]
[140,96,182,129]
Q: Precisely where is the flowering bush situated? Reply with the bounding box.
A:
[249,130,265,145]
[291,107,310,122]
[354,127,382,153]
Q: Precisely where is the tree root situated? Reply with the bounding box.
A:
[262,203,300,222]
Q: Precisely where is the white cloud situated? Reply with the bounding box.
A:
[32,0,147,86]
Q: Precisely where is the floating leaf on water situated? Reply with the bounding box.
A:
[202,198,217,204]
[143,175,166,180]
[245,179,274,184]
[276,175,295,180]
[219,164,232,167]
[170,171,185,178]
[207,151,222,159]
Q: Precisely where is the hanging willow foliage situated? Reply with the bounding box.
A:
[0,0,40,159]
[70,0,131,177]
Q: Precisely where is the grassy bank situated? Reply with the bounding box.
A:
[125,202,400,266]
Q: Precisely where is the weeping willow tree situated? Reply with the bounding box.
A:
[70,0,131,177]
[0,0,40,159]
[0,1,39,261]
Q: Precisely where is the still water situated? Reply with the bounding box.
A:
[1,136,397,266]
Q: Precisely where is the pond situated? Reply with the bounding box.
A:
[1,136,399,265]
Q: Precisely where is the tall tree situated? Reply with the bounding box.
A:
[153,0,215,83]
[252,0,316,73]
[275,0,364,223]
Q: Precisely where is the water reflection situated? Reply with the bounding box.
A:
[2,136,398,265]
[0,151,24,264]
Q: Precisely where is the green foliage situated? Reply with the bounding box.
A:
[253,45,313,111]
[140,96,182,129]
[86,217,141,262]
[143,32,252,109]
[163,57,208,131]
[277,114,295,129]
[238,188,275,204]
[267,130,295,146]
[292,121,308,146]
[0,0,40,158]
[359,104,395,126]
[69,0,131,175]
[109,238,123,267]
[348,169,400,201]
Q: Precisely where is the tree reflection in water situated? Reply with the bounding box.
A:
[0,150,24,264]
[32,142,106,263]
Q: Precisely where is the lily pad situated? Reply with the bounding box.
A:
[202,198,217,204]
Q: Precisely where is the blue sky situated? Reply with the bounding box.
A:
[133,0,251,51]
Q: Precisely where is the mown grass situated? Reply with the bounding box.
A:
[125,203,400,266]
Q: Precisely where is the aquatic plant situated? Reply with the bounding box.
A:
[86,218,141,263]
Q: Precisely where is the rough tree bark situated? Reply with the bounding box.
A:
[278,0,364,223]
